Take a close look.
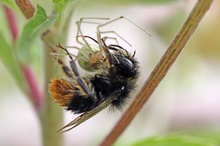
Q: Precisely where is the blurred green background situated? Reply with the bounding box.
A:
[0,0,219,146]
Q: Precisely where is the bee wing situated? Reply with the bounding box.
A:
[57,89,122,133]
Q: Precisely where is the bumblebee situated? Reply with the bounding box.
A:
[49,16,142,132]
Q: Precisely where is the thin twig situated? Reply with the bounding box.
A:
[100,0,213,146]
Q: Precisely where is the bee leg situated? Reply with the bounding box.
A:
[57,44,97,103]
[70,60,96,100]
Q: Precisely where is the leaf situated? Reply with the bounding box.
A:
[53,0,68,13]
[111,0,178,4]
[0,32,26,91]
[130,135,217,146]
[189,131,220,145]
[0,0,20,13]
[52,0,79,41]
[16,5,56,64]
[81,0,178,5]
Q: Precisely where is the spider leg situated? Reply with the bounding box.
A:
[108,44,129,54]
[77,35,119,46]
[76,17,109,55]
[100,39,116,78]
[77,35,98,44]
[99,30,131,46]
[95,17,129,75]
[43,39,73,78]
[97,16,150,35]
[102,36,119,45]
[96,16,145,77]
[96,15,151,54]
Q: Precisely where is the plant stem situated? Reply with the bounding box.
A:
[41,38,63,146]
[22,65,43,109]
[100,0,213,146]
[4,4,43,110]
[3,6,18,42]
[9,1,62,145]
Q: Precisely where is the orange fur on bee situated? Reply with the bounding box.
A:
[49,78,75,107]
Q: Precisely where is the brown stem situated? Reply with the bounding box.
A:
[15,0,35,18]
[100,0,213,146]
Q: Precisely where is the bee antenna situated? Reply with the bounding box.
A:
[132,50,136,58]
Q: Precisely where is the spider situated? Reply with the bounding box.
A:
[66,16,149,72]
[48,16,148,132]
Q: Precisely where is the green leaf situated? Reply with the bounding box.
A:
[112,0,178,4]
[189,130,220,145]
[130,135,217,146]
[16,5,56,64]
[83,0,178,5]
[0,0,20,13]
[53,0,68,13]
[52,0,79,41]
[0,32,26,92]
[52,0,78,13]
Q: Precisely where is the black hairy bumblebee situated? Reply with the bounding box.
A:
[48,16,147,132]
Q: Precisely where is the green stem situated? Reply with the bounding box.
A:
[40,1,79,145]
[41,36,63,146]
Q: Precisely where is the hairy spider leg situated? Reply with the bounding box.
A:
[74,36,124,77]
[79,35,120,46]
[100,39,116,78]
[74,18,110,70]
[97,16,151,36]
[102,36,119,45]
[75,17,139,68]
[78,36,125,78]
[63,45,91,63]
[75,17,110,55]
[43,39,75,78]
[108,44,137,66]
[96,15,151,53]
[98,30,132,47]
[42,31,92,66]
[57,44,97,102]
[75,17,131,62]
[78,35,119,46]
[94,17,129,76]
[95,16,146,76]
